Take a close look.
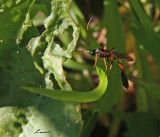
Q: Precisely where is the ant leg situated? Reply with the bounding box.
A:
[111,47,115,51]
[103,58,108,72]
[108,47,115,62]
[94,54,98,68]
[108,61,113,76]
[104,45,107,50]
[114,57,129,88]
[114,58,125,72]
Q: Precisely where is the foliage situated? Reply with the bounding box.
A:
[0,0,84,137]
[1,0,160,137]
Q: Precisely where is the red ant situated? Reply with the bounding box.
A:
[80,17,133,88]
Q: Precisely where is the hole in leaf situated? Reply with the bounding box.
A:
[54,36,63,45]
[14,121,22,128]
[37,25,46,35]
[49,73,61,90]
[54,26,73,50]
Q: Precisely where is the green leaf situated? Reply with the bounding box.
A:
[128,0,152,29]
[154,0,160,9]
[27,0,80,90]
[70,0,88,40]
[129,0,160,63]
[0,0,84,137]
[0,98,83,137]
[0,0,35,66]
[16,13,39,47]
[0,1,41,106]
[112,110,160,137]
[22,67,108,102]
[0,0,35,46]
[80,110,99,137]
[131,4,160,115]
[63,59,93,71]
[24,0,84,136]
[136,81,160,101]
[127,1,160,134]
[124,112,159,137]
[134,43,155,112]
[130,24,160,63]
[93,0,126,112]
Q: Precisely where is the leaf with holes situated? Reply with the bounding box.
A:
[0,0,83,137]
[28,0,80,90]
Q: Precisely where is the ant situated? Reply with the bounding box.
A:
[80,17,133,89]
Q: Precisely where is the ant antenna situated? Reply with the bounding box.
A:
[87,17,93,52]
[75,50,90,53]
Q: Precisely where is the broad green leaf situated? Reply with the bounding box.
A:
[0,0,35,66]
[22,67,108,102]
[0,0,83,137]
[0,97,83,137]
[0,0,40,106]
[0,0,41,107]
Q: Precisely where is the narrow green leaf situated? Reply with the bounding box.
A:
[137,81,160,101]
[22,67,108,103]
[154,0,160,9]
[130,24,160,63]
[125,112,159,137]
[80,110,99,137]
[128,0,152,29]
[93,0,126,112]
[133,25,158,114]
[112,111,160,137]
[129,0,160,63]
[135,44,150,112]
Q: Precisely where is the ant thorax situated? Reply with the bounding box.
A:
[95,48,111,58]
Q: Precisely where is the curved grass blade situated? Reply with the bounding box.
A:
[22,67,108,103]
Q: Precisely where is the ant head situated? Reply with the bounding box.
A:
[90,49,96,56]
